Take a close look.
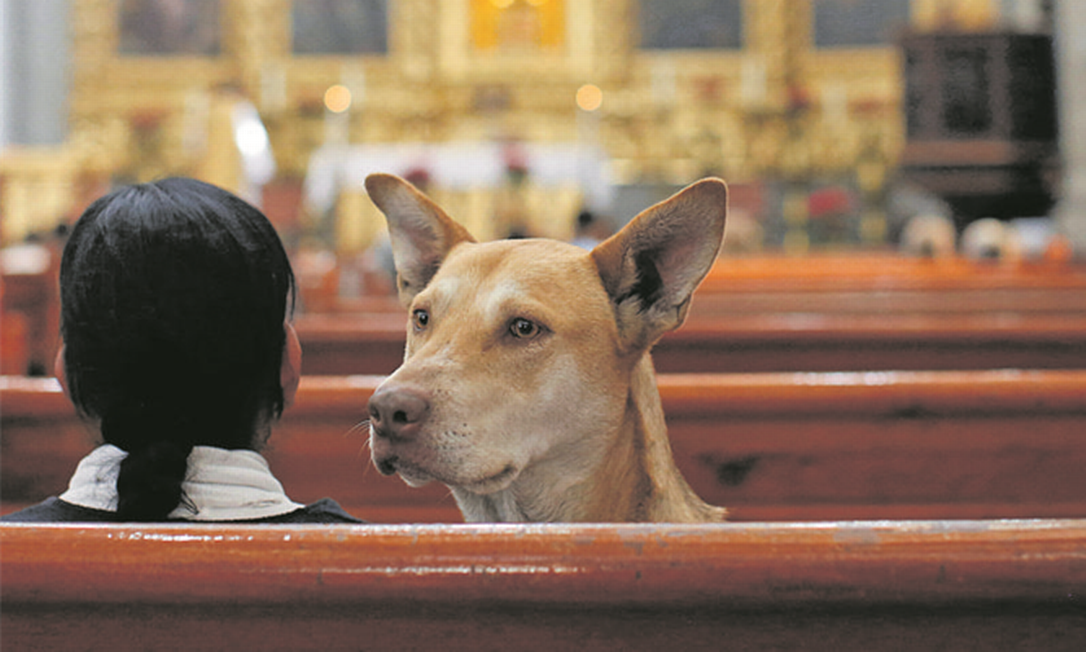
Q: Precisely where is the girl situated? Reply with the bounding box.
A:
[4,178,361,523]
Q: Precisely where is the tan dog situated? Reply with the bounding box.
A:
[365,173,727,523]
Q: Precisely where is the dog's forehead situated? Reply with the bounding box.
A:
[442,238,596,284]
[427,239,607,312]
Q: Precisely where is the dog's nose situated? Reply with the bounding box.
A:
[368,383,431,442]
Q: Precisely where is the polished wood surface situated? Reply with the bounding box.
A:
[328,255,1086,315]
[7,252,1086,377]
[6,370,1086,522]
[702,253,1086,290]
[1,258,60,375]
[294,310,1086,375]
[3,520,1085,651]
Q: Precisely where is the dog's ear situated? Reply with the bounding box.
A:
[365,173,476,306]
[592,178,727,352]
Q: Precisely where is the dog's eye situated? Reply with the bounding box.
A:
[509,318,540,339]
[412,309,430,331]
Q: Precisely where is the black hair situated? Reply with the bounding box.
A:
[59,178,296,521]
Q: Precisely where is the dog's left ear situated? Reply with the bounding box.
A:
[365,173,477,307]
[592,178,727,352]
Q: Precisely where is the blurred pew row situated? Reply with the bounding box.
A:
[7,249,1086,376]
[5,370,1085,523]
[5,249,1086,649]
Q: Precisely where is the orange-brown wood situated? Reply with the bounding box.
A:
[324,287,1086,317]
[294,311,1086,375]
[9,251,1086,377]
[653,312,1086,372]
[689,286,1086,315]
[2,520,1085,651]
[702,252,1086,291]
[0,310,29,375]
[5,371,1086,522]
[321,253,1086,315]
[1,262,60,375]
[338,252,1086,295]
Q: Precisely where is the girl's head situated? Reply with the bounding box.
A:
[58,177,297,520]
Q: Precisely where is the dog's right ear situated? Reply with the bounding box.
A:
[365,173,476,307]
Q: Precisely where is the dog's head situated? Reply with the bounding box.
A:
[364,173,727,498]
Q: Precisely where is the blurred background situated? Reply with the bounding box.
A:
[0,0,1080,289]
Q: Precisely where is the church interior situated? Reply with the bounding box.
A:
[4,3,1086,648]
[3,0,1085,485]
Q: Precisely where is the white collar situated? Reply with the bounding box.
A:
[60,444,305,521]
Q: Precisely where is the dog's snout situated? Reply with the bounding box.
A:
[369,383,431,441]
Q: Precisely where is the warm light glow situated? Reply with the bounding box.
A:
[490,0,547,7]
[576,84,603,111]
[473,0,565,52]
[324,85,352,113]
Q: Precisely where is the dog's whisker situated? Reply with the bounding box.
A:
[342,419,378,478]
[346,419,372,439]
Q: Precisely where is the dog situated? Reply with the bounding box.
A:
[364,173,728,523]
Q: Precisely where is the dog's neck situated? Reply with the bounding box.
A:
[451,355,725,523]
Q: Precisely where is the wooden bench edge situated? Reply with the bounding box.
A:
[3,520,1085,608]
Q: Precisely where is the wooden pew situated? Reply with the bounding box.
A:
[5,370,1086,522]
[688,285,1086,316]
[7,249,1086,377]
[325,253,1086,317]
[701,251,1086,292]
[294,311,1086,375]
[325,285,1086,318]
[0,309,30,375]
[693,253,1086,318]
[651,312,1086,373]
[3,520,1085,651]
[1,245,60,376]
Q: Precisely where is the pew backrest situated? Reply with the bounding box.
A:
[294,311,1086,374]
[5,370,1086,522]
[702,252,1086,292]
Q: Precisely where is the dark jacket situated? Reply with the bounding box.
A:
[1,496,364,524]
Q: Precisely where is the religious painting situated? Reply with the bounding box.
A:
[637,0,743,50]
[118,0,221,56]
[813,0,910,48]
[292,0,389,55]
[471,0,566,53]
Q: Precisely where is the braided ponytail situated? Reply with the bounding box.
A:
[115,440,193,521]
